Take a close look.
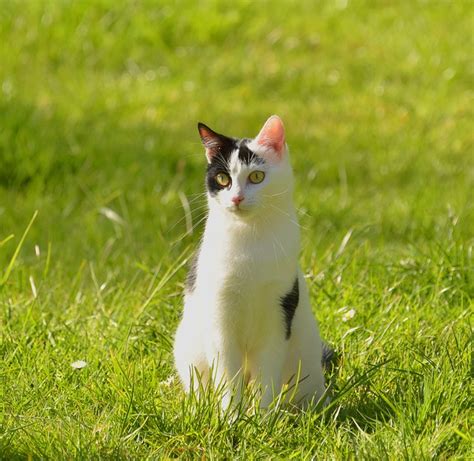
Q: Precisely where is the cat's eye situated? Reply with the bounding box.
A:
[248,171,265,184]
[215,172,231,187]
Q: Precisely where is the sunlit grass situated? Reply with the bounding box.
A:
[0,0,472,458]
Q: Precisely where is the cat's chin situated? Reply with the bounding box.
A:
[225,205,254,218]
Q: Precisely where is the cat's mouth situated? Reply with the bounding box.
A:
[227,203,251,215]
[229,204,245,213]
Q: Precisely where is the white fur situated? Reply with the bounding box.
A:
[174,124,325,409]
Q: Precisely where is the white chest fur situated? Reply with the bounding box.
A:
[194,207,300,350]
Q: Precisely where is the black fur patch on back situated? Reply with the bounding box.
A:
[321,342,336,371]
[185,251,199,293]
[281,277,299,339]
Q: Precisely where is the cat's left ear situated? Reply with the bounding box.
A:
[254,115,286,159]
[197,122,234,163]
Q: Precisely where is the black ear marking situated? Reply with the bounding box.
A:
[197,122,235,160]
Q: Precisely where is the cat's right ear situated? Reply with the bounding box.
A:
[254,115,286,159]
[197,123,232,163]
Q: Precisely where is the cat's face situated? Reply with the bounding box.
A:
[198,116,293,218]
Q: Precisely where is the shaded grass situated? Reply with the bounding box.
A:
[0,0,473,459]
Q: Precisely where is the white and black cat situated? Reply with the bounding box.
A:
[174,115,331,409]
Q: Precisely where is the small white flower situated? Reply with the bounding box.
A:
[342,308,356,322]
[162,376,174,386]
[71,360,87,369]
[99,207,125,226]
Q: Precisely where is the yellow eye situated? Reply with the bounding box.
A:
[215,173,231,187]
[249,171,265,184]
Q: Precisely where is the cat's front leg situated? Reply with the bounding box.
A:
[173,313,210,393]
[250,337,287,408]
[206,339,245,411]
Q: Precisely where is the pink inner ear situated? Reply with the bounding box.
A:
[198,124,214,143]
[256,115,285,155]
[198,123,221,162]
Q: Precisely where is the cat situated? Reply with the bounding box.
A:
[173,115,330,410]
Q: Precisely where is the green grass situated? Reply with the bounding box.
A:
[0,0,472,458]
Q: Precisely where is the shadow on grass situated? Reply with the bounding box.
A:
[0,98,199,189]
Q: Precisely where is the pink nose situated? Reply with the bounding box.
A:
[231,195,244,205]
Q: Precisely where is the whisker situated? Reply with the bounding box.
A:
[263,189,289,198]
[178,191,193,235]
[268,203,308,230]
[170,204,208,231]
[191,213,209,232]
[294,206,312,218]
[187,195,208,206]
[186,191,208,198]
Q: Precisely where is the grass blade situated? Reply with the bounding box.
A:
[1,210,38,287]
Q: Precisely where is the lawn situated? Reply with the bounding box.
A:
[0,0,472,459]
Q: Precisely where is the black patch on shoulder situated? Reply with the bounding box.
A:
[281,277,299,339]
[185,251,199,293]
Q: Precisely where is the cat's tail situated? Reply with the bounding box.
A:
[321,342,338,372]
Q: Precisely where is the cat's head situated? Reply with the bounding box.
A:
[198,115,293,218]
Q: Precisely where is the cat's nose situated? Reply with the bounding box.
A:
[231,195,244,206]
